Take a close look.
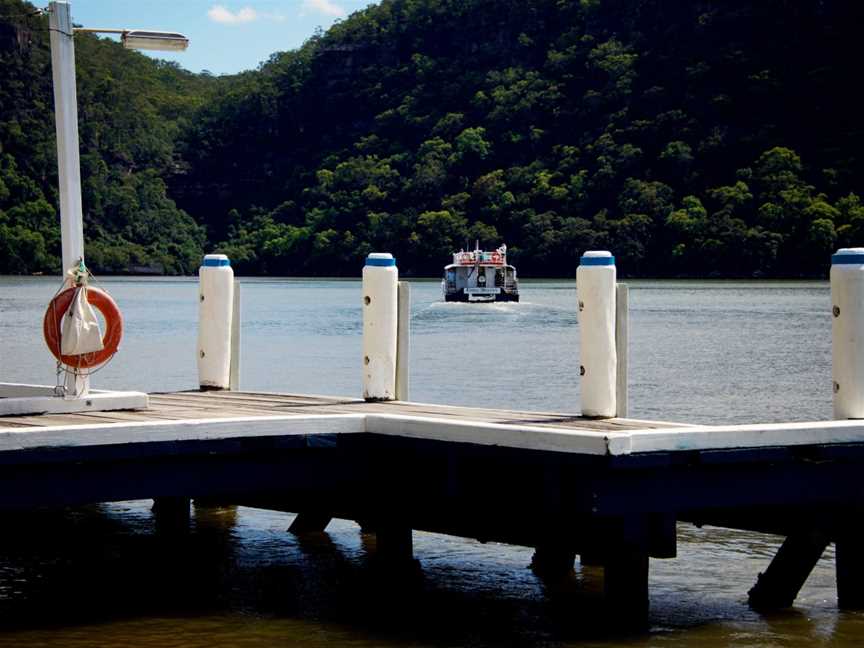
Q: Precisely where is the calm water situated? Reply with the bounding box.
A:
[0,276,859,647]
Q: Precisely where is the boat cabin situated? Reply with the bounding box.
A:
[442,246,519,303]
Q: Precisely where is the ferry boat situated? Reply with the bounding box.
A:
[442,244,519,302]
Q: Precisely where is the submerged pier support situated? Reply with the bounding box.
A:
[372,524,416,573]
[836,522,864,609]
[152,496,191,533]
[288,512,333,534]
[530,542,576,580]
[748,530,829,609]
[603,549,650,622]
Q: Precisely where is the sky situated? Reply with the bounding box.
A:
[33,0,377,75]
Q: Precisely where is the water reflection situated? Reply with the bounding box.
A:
[0,503,862,646]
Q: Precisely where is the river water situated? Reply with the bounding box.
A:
[0,276,860,646]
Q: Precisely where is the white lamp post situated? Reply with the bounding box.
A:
[47,0,189,396]
[48,1,85,277]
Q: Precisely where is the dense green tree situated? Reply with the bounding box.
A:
[0,0,207,275]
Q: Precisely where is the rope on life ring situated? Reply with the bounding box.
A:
[43,286,123,370]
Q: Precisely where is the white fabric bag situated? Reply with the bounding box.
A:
[60,286,104,356]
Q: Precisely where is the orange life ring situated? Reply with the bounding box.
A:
[43,286,123,369]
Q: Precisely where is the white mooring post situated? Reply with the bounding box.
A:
[197,254,234,391]
[577,251,617,418]
[396,281,411,401]
[831,248,864,419]
[362,253,398,401]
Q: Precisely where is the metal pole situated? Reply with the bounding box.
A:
[48,1,85,275]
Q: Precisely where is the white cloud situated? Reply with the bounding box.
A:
[302,0,346,17]
[208,5,258,24]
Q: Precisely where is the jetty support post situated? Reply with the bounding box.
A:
[197,254,234,391]
[229,279,241,391]
[375,524,415,568]
[152,496,191,533]
[289,512,333,535]
[396,281,411,401]
[747,529,829,610]
[836,519,864,609]
[615,283,629,418]
[577,251,617,418]
[530,542,577,580]
[362,253,398,401]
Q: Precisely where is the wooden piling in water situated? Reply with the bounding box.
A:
[374,524,415,567]
[603,549,649,625]
[152,496,191,533]
[836,522,864,609]
[747,530,829,609]
[288,512,333,534]
[530,543,576,579]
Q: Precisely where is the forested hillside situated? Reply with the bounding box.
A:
[0,0,209,274]
[2,0,863,277]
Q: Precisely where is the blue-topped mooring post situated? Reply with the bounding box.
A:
[577,251,617,418]
[831,248,864,419]
[197,254,235,391]
[363,253,398,401]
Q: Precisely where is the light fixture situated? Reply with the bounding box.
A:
[122,30,189,52]
[73,28,190,52]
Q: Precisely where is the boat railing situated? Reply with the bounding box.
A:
[453,250,504,265]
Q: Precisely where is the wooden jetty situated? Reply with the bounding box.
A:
[4,389,864,624]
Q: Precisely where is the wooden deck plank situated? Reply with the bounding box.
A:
[150,391,684,431]
[0,390,682,437]
[7,390,864,459]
